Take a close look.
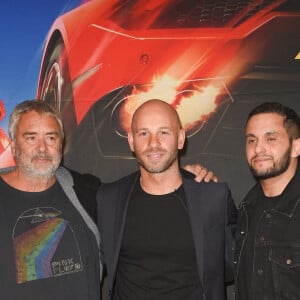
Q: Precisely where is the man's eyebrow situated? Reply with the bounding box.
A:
[45,131,60,135]
[159,126,171,130]
[134,126,172,132]
[245,131,279,138]
[23,131,37,136]
[22,131,60,136]
[265,130,279,135]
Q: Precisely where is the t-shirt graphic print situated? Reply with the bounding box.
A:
[12,207,83,284]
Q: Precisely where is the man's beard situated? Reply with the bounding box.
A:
[249,146,291,180]
[15,151,61,179]
[137,147,178,174]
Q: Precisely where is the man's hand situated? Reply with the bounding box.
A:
[183,164,218,183]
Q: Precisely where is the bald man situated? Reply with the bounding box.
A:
[97,99,236,300]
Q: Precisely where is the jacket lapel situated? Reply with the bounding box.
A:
[182,177,206,289]
[111,173,140,284]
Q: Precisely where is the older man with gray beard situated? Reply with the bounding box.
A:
[0,100,101,300]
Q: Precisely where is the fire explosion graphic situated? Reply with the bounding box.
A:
[119,75,230,136]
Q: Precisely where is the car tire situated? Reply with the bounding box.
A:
[39,37,77,136]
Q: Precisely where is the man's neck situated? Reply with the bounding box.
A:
[1,168,56,192]
[260,161,298,197]
[140,167,182,195]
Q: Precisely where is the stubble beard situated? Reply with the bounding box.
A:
[249,146,291,180]
[137,148,178,174]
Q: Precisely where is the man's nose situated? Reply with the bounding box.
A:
[149,134,160,146]
[254,139,266,154]
[37,138,47,151]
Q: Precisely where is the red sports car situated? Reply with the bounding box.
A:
[0,100,14,168]
[36,0,300,197]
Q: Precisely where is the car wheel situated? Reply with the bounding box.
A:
[40,38,76,135]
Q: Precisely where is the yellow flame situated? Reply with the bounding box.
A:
[177,85,220,130]
[121,75,221,133]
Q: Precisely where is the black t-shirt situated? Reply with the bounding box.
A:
[0,177,100,300]
[113,181,203,300]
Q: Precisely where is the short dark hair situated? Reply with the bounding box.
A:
[247,102,300,139]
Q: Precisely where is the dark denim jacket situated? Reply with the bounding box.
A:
[234,166,300,300]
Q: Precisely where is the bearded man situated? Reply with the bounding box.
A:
[234,102,300,300]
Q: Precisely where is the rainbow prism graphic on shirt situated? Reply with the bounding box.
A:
[13,207,82,284]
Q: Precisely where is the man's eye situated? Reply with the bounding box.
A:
[26,136,35,141]
[247,139,256,144]
[161,131,170,135]
[46,135,59,144]
[47,136,55,142]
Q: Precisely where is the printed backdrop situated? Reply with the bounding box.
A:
[1,1,300,299]
[1,0,300,207]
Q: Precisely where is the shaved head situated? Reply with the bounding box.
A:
[128,99,185,174]
[131,99,182,132]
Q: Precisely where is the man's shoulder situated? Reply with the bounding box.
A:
[56,167,101,223]
[98,171,139,193]
[67,168,101,189]
[97,172,139,215]
[181,169,233,208]
[239,183,261,208]
[181,168,229,190]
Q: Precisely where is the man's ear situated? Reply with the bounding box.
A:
[178,128,186,150]
[291,138,300,158]
[10,139,16,157]
[127,132,135,152]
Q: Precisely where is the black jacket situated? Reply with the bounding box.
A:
[235,165,300,300]
[97,170,237,300]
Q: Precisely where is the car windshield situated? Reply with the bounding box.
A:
[110,0,279,29]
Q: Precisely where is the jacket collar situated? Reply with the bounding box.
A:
[241,163,300,217]
[273,163,300,216]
